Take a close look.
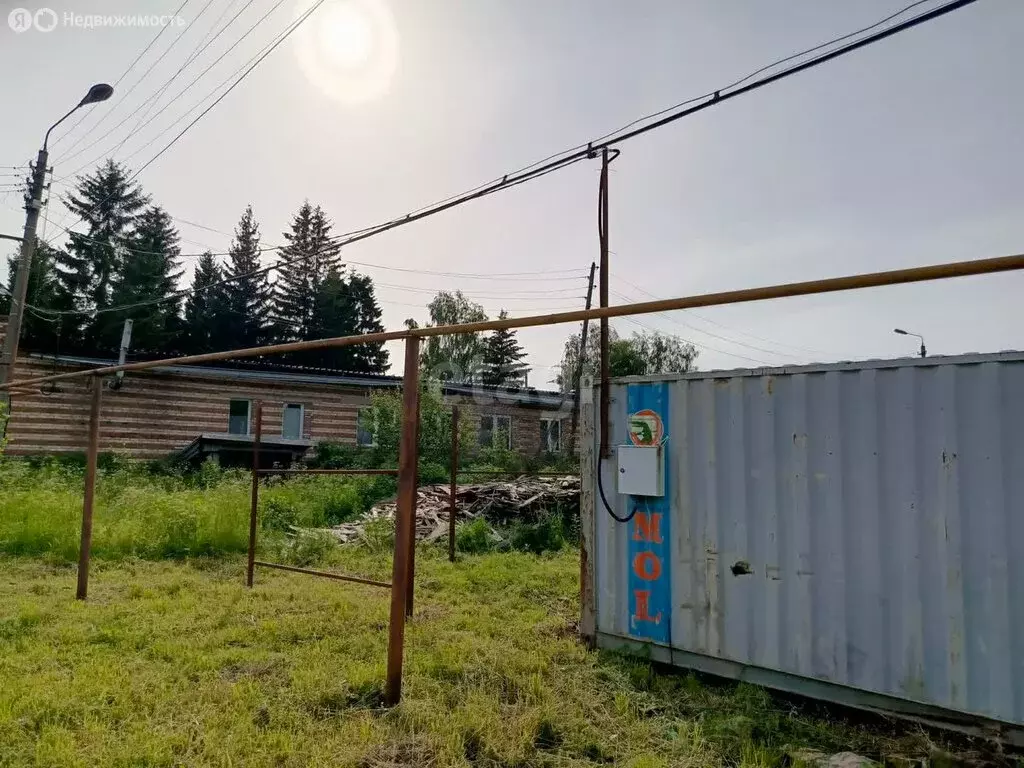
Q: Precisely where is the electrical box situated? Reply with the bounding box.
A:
[616,444,664,497]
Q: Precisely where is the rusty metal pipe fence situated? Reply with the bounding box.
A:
[6,252,1024,707]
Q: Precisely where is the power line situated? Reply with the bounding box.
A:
[615,273,832,358]
[35,0,978,321]
[53,0,194,153]
[105,0,230,162]
[609,286,790,362]
[61,0,274,172]
[45,0,326,243]
[616,312,772,366]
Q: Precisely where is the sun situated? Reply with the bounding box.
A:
[295,0,399,104]
[318,3,375,68]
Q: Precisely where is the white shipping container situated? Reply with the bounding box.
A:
[581,351,1024,740]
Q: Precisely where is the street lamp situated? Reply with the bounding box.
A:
[1,83,113,387]
[893,328,926,358]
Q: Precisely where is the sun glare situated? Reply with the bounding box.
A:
[295,0,399,104]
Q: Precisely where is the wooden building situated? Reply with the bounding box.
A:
[1,329,572,461]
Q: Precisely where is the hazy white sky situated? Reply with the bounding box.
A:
[1,0,1021,383]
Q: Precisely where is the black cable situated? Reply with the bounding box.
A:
[63,0,275,172]
[56,0,195,154]
[596,455,637,524]
[39,0,979,319]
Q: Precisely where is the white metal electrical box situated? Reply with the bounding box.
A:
[616,444,664,496]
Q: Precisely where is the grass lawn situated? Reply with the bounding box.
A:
[0,548,942,768]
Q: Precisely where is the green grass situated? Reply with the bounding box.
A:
[0,460,392,562]
[0,549,941,767]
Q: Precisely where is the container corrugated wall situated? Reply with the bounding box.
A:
[588,352,1024,729]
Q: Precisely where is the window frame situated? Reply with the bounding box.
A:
[479,414,512,450]
[281,403,305,440]
[540,417,562,453]
[356,407,377,448]
[227,399,252,436]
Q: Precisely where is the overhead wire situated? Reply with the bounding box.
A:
[34,0,978,320]
[610,284,803,360]
[61,0,276,173]
[45,0,326,241]
[614,273,833,358]
[54,0,195,154]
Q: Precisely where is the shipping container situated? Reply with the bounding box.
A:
[580,351,1024,741]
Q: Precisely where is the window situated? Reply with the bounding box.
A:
[541,418,562,453]
[479,415,512,449]
[228,399,251,436]
[356,407,376,447]
[282,404,304,440]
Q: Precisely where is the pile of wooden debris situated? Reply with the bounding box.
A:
[325,476,580,544]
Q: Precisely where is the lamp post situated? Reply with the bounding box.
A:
[1,84,113,387]
[893,328,926,358]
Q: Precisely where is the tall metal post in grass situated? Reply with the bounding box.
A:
[386,336,421,706]
[448,406,459,562]
[246,402,263,588]
[405,387,422,618]
[76,375,103,600]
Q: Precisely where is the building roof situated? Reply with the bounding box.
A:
[29,352,571,409]
[609,349,1024,384]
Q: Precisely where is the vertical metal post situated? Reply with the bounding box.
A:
[76,375,103,600]
[246,402,263,588]
[598,148,611,458]
[448,405,459,562]
[406,389,421,617]
[386,336,421,706]
[570,262,597,452]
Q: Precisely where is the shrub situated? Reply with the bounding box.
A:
[509,511,569,555]
[455,519,497,555]
[268,530,336,567]
[360,518,395,552]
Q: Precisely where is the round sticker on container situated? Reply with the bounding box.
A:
[628,409,663,446]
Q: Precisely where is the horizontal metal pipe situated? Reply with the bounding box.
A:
[257,468,400,476]
[3,252,1022,392]
[253,560,391,588]
[456,470,580,476]
[1,328,408,390]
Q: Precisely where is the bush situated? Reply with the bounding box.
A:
[267,529,336,567]
[307,442,374,470]
[509,511,570,555]
[455,519,497,554]
[360,518,395,552]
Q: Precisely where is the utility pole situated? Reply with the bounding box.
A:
[0,151,48,388]
[0,83,114,391]
[598,148,611,458]
[569,261,597,450]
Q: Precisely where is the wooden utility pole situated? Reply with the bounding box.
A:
[569,262,597,451]
[598,148,611,458]
[385,336,421,706]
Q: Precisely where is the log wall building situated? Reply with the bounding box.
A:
[0,319,572,460]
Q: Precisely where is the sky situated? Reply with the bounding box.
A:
[1,0,1022,385]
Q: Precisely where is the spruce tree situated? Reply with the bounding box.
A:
[59,160,149,348]
[274,201,342,343]
[310,268,357,369]
[3,243,63,352]
[221,206,273,348]
[481,309,530,386]
[182,251,223,354]
[347,271,388,373]
[106,205,183,352]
